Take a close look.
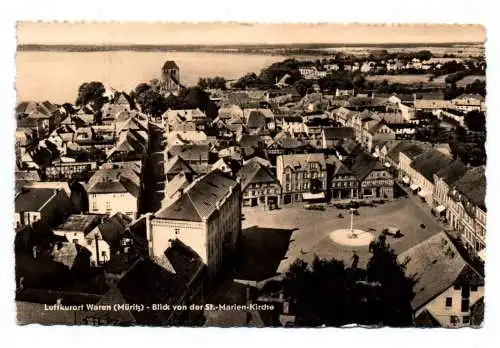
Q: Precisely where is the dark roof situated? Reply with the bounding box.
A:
[237,160,278,190]
[15,188,56,212]
[164,239,204,285]
[96,212,132,246]
[164,155,196,176]
[410,149,453,182]
[247,111,267,129]
[398,232,484,311]
[55,214,102,233]
[454,166,486,210]
[155,170,238,222]
[168,144,209,162]
[350,152,383,180]
[386,141,425,164]
[414,309,441,327]
[435,160,468,185]
[322,127,355,140]
[162,60,179,70]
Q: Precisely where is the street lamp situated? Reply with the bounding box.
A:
[349,208,357,238]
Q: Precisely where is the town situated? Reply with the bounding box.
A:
[15,48,486,327]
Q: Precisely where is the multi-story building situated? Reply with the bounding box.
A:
[15,187,72,229]
[432,160,468,218]
[237,158,282,208]
[398,232,484,328]
[150,171,241,279]
[87,165,141,219]
[328,156,359,201]
[447,166,486,254]
[350,152,394,200]
[452,94,485,113]
[406,149,454,205]
[276,153,327,204]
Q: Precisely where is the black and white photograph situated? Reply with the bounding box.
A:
[13,22,486,328]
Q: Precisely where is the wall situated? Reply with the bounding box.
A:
[39,189,72,226]
[88,192,137,218]
[417,285,484,327]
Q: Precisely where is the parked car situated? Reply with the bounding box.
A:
[304,204,325,211]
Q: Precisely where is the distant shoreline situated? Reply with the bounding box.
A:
[17,42,484,54]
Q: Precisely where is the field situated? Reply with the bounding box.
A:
[366,74,434,84]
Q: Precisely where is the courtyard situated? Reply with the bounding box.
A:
[240,196,443,277]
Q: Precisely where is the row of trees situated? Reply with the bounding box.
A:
[197,76,227,90]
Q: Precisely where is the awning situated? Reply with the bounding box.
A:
[418,190,430,198]
[384,162,391,168]
[410,183,419,191]
[302,192,326,200]
[435,205,446,214]
[402,176,410,184]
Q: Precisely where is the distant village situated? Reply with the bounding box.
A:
[15,50,486,328]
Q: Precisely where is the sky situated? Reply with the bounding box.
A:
[17,22,485,46]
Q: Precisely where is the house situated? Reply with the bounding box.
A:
[328,156,359,201]
[406,149,454,205]
[53,213,104,253]
[414,99,453,113]
[330,107,357,126]
[350,152,394,200]
[321,127,356,149]
[447,166,486,254]
[87,166,141,218]
[281,115,306,135]
[388,141,425,176]
[276,153,327,204]
[324,63,339,71]
[237,159,282,208]
[150,171,241,279]
[166,130,210,146]
[163,108,207,132]
[218,103,244,121]
[452,94,485,113]
[432,160,468,219]
[275,73,291,88]
[298,66,327,80]
[166,144,210,174]
[335,88,355,98]
[164,155,197,181]
[106,129,148,162]
[361,121,396,152]
[84,212,134,265]
[246,110,268,134]
[438,108,466,127]
[162,172,194,209]
[243,108,275,131]
[211,158,234,177]
[15,187,72,229]
[398,232,484,328]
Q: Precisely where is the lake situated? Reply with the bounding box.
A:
[16,51,287,104]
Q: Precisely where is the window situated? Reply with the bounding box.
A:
[304,172,309,179]
[285,174,290,181]
[454,284,461,290]
[101,251,107,257]
[462,316,470,324]
[33,215,37,221]
[174,228,180,235]
[462,285,470,299]
[445,297,452,307]
[86,239,92,246]
[461,299,469,312]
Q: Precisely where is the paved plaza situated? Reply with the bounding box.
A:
[241,197,443,275]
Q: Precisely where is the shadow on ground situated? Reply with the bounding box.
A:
[234,226,296,282]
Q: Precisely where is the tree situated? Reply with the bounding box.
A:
[75,81,107,110]
[136,89,167,117]
[292,79,314,97]
[178,86,218,118]
[135,83,151,96]
[464,110,486,132]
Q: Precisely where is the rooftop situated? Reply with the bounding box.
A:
[55,214,103,233]
[15,188,57,212]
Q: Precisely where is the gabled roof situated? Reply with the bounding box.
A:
[55,214,103,233]
[237,160,278,190]
[15,188,57,212]
[90,212,132,247]
[349,152,382,181]
[398,232,484,311]
[154,171,238,222]
[410,149,453,182]
[87,167,141,197]
[279,153,326,171]
[164,155,196,176]
[246,111,267,129]
[387,141,425,164]
[167,144,209,162]
[322,127,355,140]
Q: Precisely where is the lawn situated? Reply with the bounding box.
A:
[456,75,486,87]
[366,74,434,84]
[241,197,442,274]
